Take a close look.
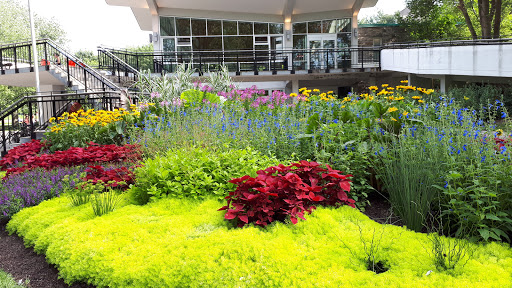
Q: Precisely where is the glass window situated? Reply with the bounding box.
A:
[293,22,307,34]
[177,37,191,45]
[322,20,336,33]
[207,20,222,35]
[337,33,351,48]
[177,46,191,52]
[192,37,222,50]
[238,22,252,35]
[163,38,175,52]
[160,17,175,36]
[308,21,322,33]
[269,23,283,34]
[254,23,268,34]
[223,20,237,35]
[270,36,283,50]
[176,18,191,36]
[337,19,351,33]
[191,19,206,36]
[293,35,306,49]
[224,36,253,50]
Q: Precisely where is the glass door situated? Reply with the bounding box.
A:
[308,34,336,70]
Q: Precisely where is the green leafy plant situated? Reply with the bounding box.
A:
[180,89,221,107]
[130,146,280,204]
[91,188,122,217]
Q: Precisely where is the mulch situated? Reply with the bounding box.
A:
[0,219,94,288]
[0,195,402,287]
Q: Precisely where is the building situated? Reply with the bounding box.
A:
[104,0,397,95]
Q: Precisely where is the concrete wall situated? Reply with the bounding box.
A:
[381,44,512,78]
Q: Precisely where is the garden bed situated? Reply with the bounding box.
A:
[7,196,512,288]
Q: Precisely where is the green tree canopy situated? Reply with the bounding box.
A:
[359,10,401,25]
[400,0,512,40]
[0,0,67,44]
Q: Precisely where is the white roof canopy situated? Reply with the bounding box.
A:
[106,0,378,30]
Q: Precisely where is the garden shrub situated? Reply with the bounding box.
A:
[7,196,512,288]
[130,146,280,204]
[448,83,512,114]
[46,108,140,152]
[4,142,141,178]
[220,161,355,227]
[0,166,83,218]
[84,165,137,190]
[0,139,46,170]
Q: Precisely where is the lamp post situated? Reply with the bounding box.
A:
[28,0,40,94]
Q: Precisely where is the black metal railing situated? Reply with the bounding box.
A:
[0,91,126,156]
[98,47,381,80]
[383,37,512,49]
[0,39,120,91]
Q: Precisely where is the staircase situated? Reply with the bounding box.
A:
[0,39,137,157]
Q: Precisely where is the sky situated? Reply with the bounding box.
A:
[22,0,406,53]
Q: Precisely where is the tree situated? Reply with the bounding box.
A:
[401,0,512,40]
[456,0,511,39]
[0,0,67,108]
[400,0,467,40]
[0,0,67,44]
[359,10,401,25]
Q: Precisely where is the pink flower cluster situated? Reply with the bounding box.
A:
[217,86,297,109]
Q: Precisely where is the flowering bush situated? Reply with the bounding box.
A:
[4,142,141,178]
[0,166,83,218]
[84,165,137,190]
[46,107,140,151]
[219,161,354,227]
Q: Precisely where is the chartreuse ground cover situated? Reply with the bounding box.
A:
[7,196,512,288]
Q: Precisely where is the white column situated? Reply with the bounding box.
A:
[440,75,453,94]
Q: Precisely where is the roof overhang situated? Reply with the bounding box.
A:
[106,0,378,30]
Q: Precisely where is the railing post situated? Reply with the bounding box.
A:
[66,56,71,87]
[325,49,329,73]
[199,52,203,76]
[0,48,3,75]
[44,42,49,71]
[1,119,6,157]
[13,47,18,72]
[28,101,35,140]
[84,66,88,91]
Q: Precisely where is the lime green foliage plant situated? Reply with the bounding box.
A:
[130,146,280,204]
[180,89,221,107]
[8,197,512,288]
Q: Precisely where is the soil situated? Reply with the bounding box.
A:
[0,219,94,288]
[0,195,402,287]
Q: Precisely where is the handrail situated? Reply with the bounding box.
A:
[0,91,124,157]
[384,37,512,49]
[98,46,381,76]
[0,39,120,92]
[44,39,120,91]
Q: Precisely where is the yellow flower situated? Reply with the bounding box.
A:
[413,109,419,113]
[299,87,307,92]
[400,80,409,84]
[290,93,298,97]
[368,86,378,91]
[402,111,409,116]
[387,87,395,91]
[388,107,398,113]
[342,97,352,102]
[496,129,504,137]
[464,96,469,100]
[418,100,425,103]
[341,105,346,108]
[412,96,422,100]
[327,91,333,94]
[49,117,55,123]
[382,84,389,88]
[391,117,398,122]
[313,89,320,93]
